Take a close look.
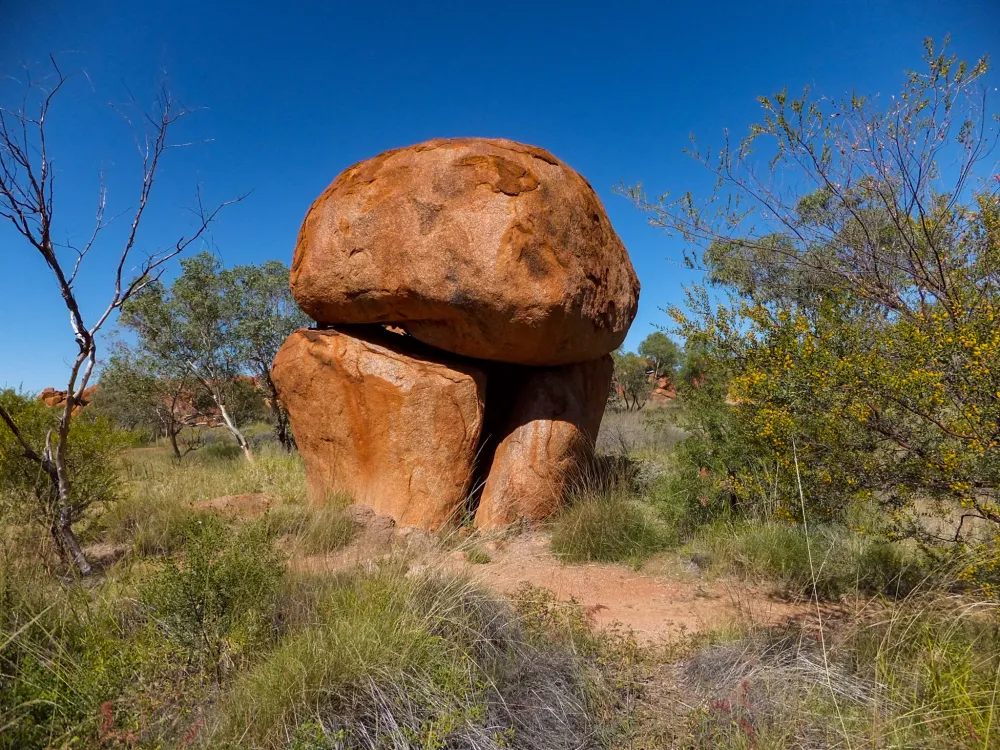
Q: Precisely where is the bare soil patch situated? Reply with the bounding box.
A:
[288,507,815,643]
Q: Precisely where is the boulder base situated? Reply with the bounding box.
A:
[290,138,639,366]
[272,327,486,530]
[474,356,613,529]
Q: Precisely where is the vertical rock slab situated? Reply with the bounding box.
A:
[272,327,485,530]
[474,356,613,529]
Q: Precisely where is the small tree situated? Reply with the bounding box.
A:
[118,252,262,460]
[638,332,682,379]
[94,348,206,460]
[225,260,308,450]
[611,350,653,411]
[0,61,239,574]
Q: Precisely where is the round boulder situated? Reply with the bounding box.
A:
[291,138,639,366]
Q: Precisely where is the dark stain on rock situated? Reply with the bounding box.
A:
[456,154,539,196]
[412,199,444,234]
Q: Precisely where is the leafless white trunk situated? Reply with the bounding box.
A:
[0,58,243,575]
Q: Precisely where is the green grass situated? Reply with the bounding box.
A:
[263,503,357,554]
[1,496,628,749]
[209,563,607,749]
[674,592,1000,749]
[464,546,491,565]
[102,443,310,554]
[551,485,668,564]
[684,519,924,600]
[7,401,1000,749]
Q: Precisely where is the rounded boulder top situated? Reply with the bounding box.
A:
[290,138,640,366]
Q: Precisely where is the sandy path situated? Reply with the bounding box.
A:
[443,534,810,642]
[291,518,812,644]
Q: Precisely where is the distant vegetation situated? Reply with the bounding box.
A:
[112,251,307,458]
[609,331,683,412]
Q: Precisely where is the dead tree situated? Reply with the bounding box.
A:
[0,58,241,575]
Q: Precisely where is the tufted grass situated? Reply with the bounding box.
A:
[207,564,612,750]
[682,519,925,600]
[550,484,669,564]
[263,503,356,555]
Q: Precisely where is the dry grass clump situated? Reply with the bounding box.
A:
[675,593,1000,748]
[209,565,601,750]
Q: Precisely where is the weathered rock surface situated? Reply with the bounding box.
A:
[290,138,639,366]
[474,356,613,529]
[272,326,485,530]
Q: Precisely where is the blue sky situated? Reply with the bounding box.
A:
[1,0,997,391]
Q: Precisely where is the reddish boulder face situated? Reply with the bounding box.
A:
[474,356,613,529]
[650,375,677,402]
[37,385,99,415]
[272,326,486,530]
[290,138,639,366]
[271,137,635,531]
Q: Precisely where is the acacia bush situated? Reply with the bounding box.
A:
[627,40,1000,578]
[0,390,133,543]
[142,516,284,684]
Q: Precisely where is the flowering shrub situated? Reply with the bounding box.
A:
[628,39,1000,582]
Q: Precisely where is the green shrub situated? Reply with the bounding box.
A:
[0,561,147,748]
[0,389,134,524]
[141,515,283,682]
[551,488,667,564]
[646,465,716,542]
[0,517,286,747]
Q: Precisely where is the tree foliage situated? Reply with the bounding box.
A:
[93,347,208,460]
[637,332,681,379]
[118,252,271,459]
[611,350,652,411]
[627,39,1000,569]
[226,260,309,450]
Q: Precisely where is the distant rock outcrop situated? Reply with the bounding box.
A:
[274,138,639,530]
[37,385,99,415]
[649,375,677,402]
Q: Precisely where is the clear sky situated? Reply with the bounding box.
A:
[1,0,997,391]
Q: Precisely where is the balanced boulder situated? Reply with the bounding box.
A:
[474,355,613,529]
[290,138,639,366]
[271,326,486,529]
